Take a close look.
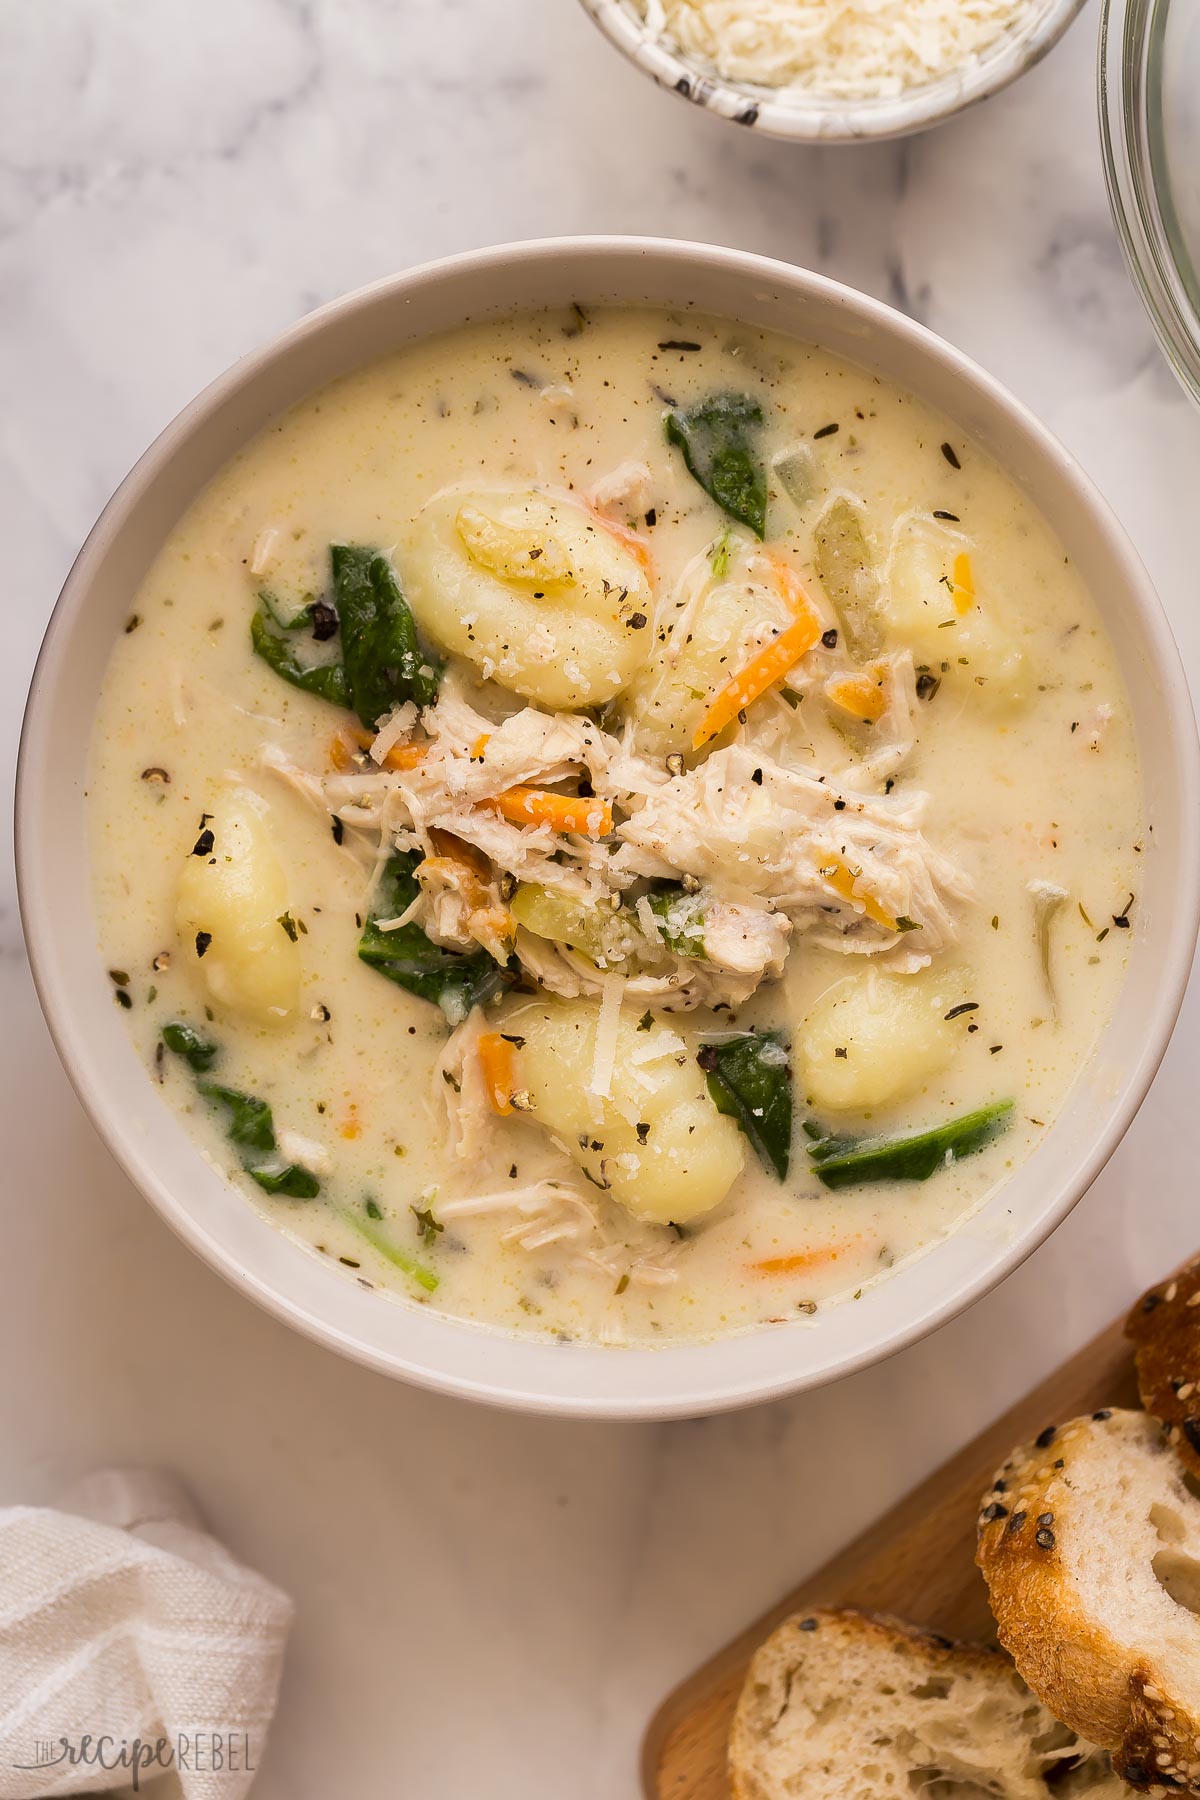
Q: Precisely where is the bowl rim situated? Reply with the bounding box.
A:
[576,0,1089,143]
[16,235,1200,1418]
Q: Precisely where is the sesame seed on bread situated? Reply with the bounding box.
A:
[1127,1260,1200,1480]
[977,1408,1200,1792]
[728,1605,1121,1800]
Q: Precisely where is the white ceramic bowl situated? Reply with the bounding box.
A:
[17,238,1200,1419]
[577,0,1088,142]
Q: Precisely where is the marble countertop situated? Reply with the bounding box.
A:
[2,2,1198,1794]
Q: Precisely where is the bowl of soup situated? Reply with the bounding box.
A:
[17,239,1199,1417]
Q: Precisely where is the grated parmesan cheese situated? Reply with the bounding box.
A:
[369,703,418,764]
[248,527,279,577]
[589,973,626,1099]
[641,0,1051,100]
[629,1027,686,1065]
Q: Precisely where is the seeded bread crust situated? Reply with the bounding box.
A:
[1127,1260,1200,1480]
[977,1409,1198,1792]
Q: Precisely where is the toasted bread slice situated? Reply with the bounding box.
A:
[1128,1260,1200,1480]
[728,1605,1119,1800]
[978,1408,1200,1791]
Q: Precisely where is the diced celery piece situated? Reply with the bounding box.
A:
[814,496,883,658]
[773,444,819,511]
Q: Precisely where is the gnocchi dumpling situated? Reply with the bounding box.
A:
[624,546,794,754]
[175,793,300,1022]
[799,968,962,1112]
[509,998,744,1224]
[885,516,1029,710]
[400,488,652,710]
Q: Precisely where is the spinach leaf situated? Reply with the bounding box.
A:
[698,1030,792,1179]
[161,1021,219,1072]
[358,851,513,1027]
[648,887,707,959]
[250,601,351,708]
[340,1198,439,1292]
[162,1032,322,1196]
[257,590,311,630]
[250,545,440,726]
[197,1079,323,1197]
[665,393,768,539]
[807,1099,1014,1189]
[801,1117,857,1161]
[198,1082,278,1159]
[332,545,441,728]
[251,1164,322,1199]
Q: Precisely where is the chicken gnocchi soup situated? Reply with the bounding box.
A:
[89,306,1142,1346]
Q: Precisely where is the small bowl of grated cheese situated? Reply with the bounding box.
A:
[578,0,1087,140]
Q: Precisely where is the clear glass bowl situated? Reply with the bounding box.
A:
[1101,0,1200,400]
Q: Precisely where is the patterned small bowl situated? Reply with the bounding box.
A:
[577,0,1088,141]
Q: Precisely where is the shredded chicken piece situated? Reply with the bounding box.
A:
[434,1010,493,1164]
[438,1180,600,1250]
[262,653,968,1000]
[587,459,653,517]
[573,1243,682,1289]
[656,540,735,671]
[435,1182,681,1283]
[840,651,920,787]
[614,741,968,969]
[437,1179,592,1220]
[703,898,791,975]
[418,829,512,964]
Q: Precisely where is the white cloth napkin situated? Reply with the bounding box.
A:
[0,1469,293,1799]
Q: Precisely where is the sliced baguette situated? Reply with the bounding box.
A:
[1127,1260,1200,1480]
[977,1408,1200,1791]
[728,1605,1119,1800]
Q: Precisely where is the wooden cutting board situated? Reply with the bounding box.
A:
[642,1306,1142,1799]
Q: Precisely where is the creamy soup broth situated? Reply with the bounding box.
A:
[88,305,1141,1345]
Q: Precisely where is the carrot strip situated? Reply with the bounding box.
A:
[470,733,491,760]
[820,859,898,932]
[384,742,430,771]
[692,597,823,749]
[593,511,656,579]
[489,786,613,837]
[825,667,888,724]
[751,1240,860,1277]
[330,728,428,773]
[478,1033,517,1116]
[767,553,817,620]
[329,729,367,772]
[951,551,975,616]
